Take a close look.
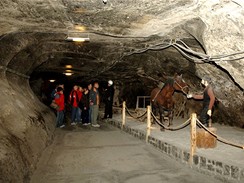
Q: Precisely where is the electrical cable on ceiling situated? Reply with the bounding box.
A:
[88,37,244,80]
[121,38,244,64]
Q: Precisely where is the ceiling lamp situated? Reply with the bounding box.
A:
[49,79,55,82]
[64,73,73,76]
[66,25,90,42]
[66,37,90,42]
[65,65,73,68]
[74,25,86,32]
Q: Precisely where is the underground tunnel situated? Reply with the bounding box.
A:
[1,0,244,182]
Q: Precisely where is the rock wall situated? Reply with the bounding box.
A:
[0,73,55,182]
[0,34,56,182]
[196,0,244,127]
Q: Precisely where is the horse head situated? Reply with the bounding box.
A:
[173,74,189,94]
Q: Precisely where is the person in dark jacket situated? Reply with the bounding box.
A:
[187,76,215,127]
[55,87,65,128]
[103,80,115,119]
[51,84,64,100]
[79,87,90,125]
[87,83,93,123]
[89,82,100,127]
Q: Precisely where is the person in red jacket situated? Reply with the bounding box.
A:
[76,86,83,124]
[55,87,65,128]
[69,85,79,125]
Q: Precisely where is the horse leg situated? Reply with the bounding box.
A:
[164,111,170,127]
[169,110,174,126]
[159,106,165,131]
[151,105,157,125]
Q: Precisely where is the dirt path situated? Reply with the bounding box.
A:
[30,122,227,183]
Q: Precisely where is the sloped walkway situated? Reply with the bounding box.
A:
[30,122,227,183]
[108,114,244,182]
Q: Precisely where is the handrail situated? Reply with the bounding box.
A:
[125,106,147,119]
[150,111,191,131]
[120,101,244,150]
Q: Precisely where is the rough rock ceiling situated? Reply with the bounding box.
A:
[0,0,204,81]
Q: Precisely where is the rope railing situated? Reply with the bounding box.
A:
[120,102,244,152]
[125,106,147,119]
[150,111,191,131]
[118,101,244,167]
[196,118,244,149]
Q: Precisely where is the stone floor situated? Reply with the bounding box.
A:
[30,121,228,183]
[108,113,244,182]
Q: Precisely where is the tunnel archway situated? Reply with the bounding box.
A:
[1,0,244,182]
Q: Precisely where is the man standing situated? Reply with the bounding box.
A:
[89,82,100,127]
[69,85,79,125]
[103,80,114,119]
[55,87,65,128]
[80,87,90,125]
[88,83,93,123]
[76,86,83,124]
[51,84,64,100]
[187,76,215,127]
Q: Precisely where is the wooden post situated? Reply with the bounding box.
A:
[209,118,212,128]
[190,113,197,165]
[122,101,126,129]
[146,105,151,142]
[136,96,139,109]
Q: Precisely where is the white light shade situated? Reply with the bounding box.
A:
[64,73,73,76]
[49,79,55,82]
[66,37,90,42]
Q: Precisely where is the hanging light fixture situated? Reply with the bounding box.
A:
[65,65,73,69]
[66,26,90,42]
[66,24,90,42]
[64,73,73,76]
[66,37,90,42]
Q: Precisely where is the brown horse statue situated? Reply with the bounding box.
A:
[150,74,189,128]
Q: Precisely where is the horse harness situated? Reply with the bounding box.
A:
[152,80,188,103]
[152,89,161,102]
[174,80,189,95]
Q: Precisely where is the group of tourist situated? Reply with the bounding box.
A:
[51,80,115,128]
[51,76,215,129]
